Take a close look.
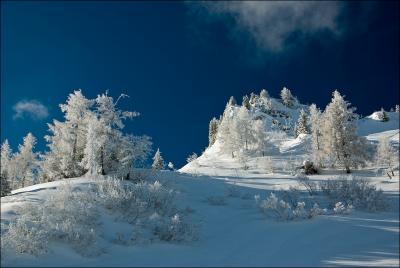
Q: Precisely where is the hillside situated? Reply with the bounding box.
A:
[1,171,399,267]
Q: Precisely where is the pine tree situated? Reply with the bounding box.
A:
[280,87,295,107]
[249,92,259,105]
[376,108,389,122]
[321,90,369,173]
[242,95,251,110]
[43,90,94,179]
[14,133,38,187]
[309,104,324,167]
[228,96,236,106]
[152,148,165,170]
[208,117,219,147]
[296,109,310,137]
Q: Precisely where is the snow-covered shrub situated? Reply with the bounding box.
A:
[150,213,196,242]
[333,202,353,214]
[2,177,195,258]
[1,182,100,257]
[297,174,318,196]
[256,193,292,221]
[280,186,300,208]
[318,176,388,212]
[255,193,326,221]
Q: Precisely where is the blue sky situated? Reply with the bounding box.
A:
[1,1,399,168]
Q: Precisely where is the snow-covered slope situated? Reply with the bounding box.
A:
[1,171,399,267]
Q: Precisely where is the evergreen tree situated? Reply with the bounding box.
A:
[249,92,258,105]
[208,117,220,147]
[242,95,251,110]
[43,90,94,179]
[152,148,165,170]
[295,109,310,137]
[1,140,13,188]
[14,133,38,187]
[321,90,369,173]
[280,87,295,107]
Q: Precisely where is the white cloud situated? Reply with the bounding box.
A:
[13,100,49,120]
[189,1,343,52]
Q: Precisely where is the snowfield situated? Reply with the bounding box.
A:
[1,169,399,267]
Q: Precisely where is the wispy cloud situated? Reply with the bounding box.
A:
[13,100,49,120]
[188,1,343,52]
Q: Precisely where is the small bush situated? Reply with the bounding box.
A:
[297,174,318,196]
[2,177,196,258]
[318,176,388,212]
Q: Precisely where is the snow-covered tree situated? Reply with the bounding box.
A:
[234,106,255,151]
[152,148,165,170]
[295,109,310,137]
[309,104,324,167]
[253,119,268,156]
[321,90,369,173]
[13,133,38,187]
[167,162,174,171]
[80,91,139,175]
[376,108,389,122]
[242,95,251,110]
[396,104,400,113]
[280,87,295,107]
[208,117,219,147]
[228,96,236,106]
[42,90,94,179]
[376,137,399,178]
[0,173,11,197]
[260,89,269,99]
[1,140,13,187]
[186,152,198,163]
[249,92,259,106]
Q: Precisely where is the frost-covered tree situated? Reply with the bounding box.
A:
[42,90,94,179]
[396,104,400,113]
[167,162,174,171]
[249,92,259,106]
[186,152,198,163]
[242,95,251,110]
[235,106,255,151]
[376,137,399,178]
[208,117,219,147]
[321,90,369,173]
[81,92,139,175]
[309,104,324,167]
[295,109,310,137]
[253,119,268,156]
[152,148,165,170]
[1,140,13,187]
[228,96,236,106]
[280,87,295,107]
[0,173,11,197]
[376,108,389,122]
[13,133,38,187]
[260,89,269,99]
